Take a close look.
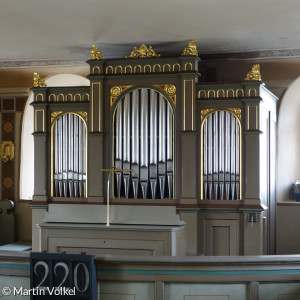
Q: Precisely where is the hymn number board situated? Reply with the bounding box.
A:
[30,252,97,300]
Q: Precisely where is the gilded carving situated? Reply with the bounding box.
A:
[227,108,242,121]
[110,86,133,106]
[182,40,198,56]
[110,86,122,98]
[244,64,262,81]
[76,111,88,123]
[126,44,161,59]
[0,141,14,163]
[51,111,63,124]
[33,72,46,87]
[201,109,215,122]
[164,84,176,96]
[90,45,103,60]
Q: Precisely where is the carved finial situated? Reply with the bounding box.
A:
[181,40,198,56]
[244,64,262,81]
[33,72,46,87]
[91,45,103,60]
[126,44,161,59]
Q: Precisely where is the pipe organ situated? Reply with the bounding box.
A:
[31,42,278,256]
[114,88,173,199]
[202,110,240,201]
[53,113,86,198]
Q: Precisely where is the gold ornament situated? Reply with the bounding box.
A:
[110,86,122,97]
[0,141,14,163]
[33,72,46,87]
[91,45,103,60]
[227,108,242,121]
[244,64,262,81]
[164,84,176,96]
[182,40,198,56]
[126,44,160,59]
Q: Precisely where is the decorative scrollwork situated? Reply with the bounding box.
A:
[126,44,161,59]
[33,72,46,87]
[182,40,198,56]
[164,84,176,96]
[244,64,262,81]
[90,45,103,60]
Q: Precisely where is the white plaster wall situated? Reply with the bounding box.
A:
[277,76,300,202]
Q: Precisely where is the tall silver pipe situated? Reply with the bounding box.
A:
[123,94,130,162]
[131,90,139,164]
[141,89,148,166]
[150,90,157,164]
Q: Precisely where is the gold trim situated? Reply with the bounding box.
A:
[106,66,113,74]
[57,93,64,102]
[181,40,198,56]
[217,89,225,98]
[198,90,206,98]
[134,65,142,73]
[247,105,258,130]
[227,108,242,121]
[92,66,101,74]
[115,65,123,74]
[201,108,215,122]
[164,84,176,96]
[244,64,262,81]
[35,93,44,102]
[173,63,180,71]
[236,88,245,97]
[51,111,89,126]
[126,44,161,58]
[153,64,161,72]
[83,93,89,101]
[153,84,176,107]
[208,90,216,98]
[0,141,14,163]
[90,45,103,60]
[125,65,133,74]
[74,93,81,101]
[163,64,171,72]
[143,64,151,73]
[226,89,234,98]
[33,72,46,87]
[66,93,72,101]
[110,85,133,107]
[248,88,258,97]
[35,109,45,132]
[184,62,193,71]
[51,111,63,124]
[183,80,194,130]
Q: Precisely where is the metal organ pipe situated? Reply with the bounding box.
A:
[203,111,240,200]
[114,88,173,199]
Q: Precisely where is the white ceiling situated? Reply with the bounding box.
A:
[1,0,300,67]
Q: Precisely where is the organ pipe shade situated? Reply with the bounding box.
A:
[53,113,86,198]
[114,88,174,199]
[203,111,240,200]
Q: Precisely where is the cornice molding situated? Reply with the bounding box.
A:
[0,59,85,69]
